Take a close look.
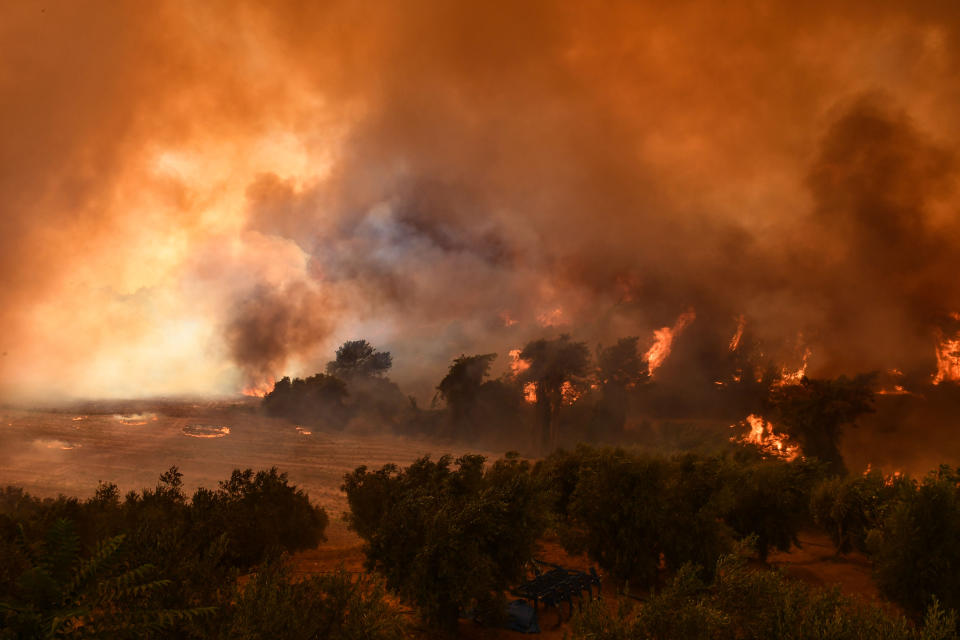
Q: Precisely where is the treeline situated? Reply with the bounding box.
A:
[3,450,960,637]
[341,447,960,636]
[0,469,402,639]
[263,337,877,461]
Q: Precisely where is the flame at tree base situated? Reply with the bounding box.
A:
[731,414,800,461]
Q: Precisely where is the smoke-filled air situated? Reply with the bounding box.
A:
[2,1,959,402]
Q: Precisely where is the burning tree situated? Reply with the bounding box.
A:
[518,335,591,450]
[766,374,875,475]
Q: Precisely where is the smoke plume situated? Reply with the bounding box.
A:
[1,1,959,401]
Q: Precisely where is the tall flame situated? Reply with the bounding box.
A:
[644,309,696,376]
[933,331,960,385]
[729,315,745,352]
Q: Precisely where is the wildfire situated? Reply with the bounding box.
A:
[242,382,272,398]
[114,413,158,426]
[182,424,231,438]
[509,349,530,377]
[560,380,582,405]
[499,310,520,327]
[932,331,960,385]
[644,309,696,376]
[773,348,810,387]
[536,307,566,327]
[876,368,910,395]
[729,315,745,352]
[731,414,800,461]
[523,382,538,403]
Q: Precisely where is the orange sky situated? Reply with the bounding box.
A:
[1,1,959,401]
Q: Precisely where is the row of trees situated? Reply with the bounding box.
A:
[263,337,877,466]
[0,468,404,639]
[342,447,960,635]
[3,451,959,636]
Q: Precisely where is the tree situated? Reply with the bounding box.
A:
[519,335,590,450]
[342,454,549,633]
[724,456,824,562]
[435,353,497,439]
[263,373,349,427]
[870,466,960,618]
[766,374,875,475]
[326,340,392,380]
[810,469,908,555]
[595,337,646,436]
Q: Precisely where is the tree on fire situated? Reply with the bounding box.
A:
[519,335,590,449]
[766,374,875,475]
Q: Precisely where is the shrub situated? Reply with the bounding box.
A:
[220,564,405,640]
[342,454,549,633]
[570,554,957,640]
[810,469,908,554]
[870,466,960,618]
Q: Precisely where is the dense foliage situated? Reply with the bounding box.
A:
[342,453,550,633]
[570,554,958,640]
[0,467,331,638]
[537,445,826,587]
[868,466,960,618]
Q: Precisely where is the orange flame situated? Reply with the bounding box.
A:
[731,413,800,461]
[729,315,745,352]
[523,382,538,404]
[560,380,581,405]
[536,307,566,327]
[933,331,960,385]
[773,348,810,387]
[644,309,695,376]
[509,349,530,377]
[499,310,520,327]
[242,381,272,397]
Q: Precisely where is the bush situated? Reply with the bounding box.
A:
[570,554,958,640]
[870,466,960,618]
[724,456,824,561]
[220,563,405,640]
[810,469,908,554]
[543,447,734,588]
[342,454,549,633]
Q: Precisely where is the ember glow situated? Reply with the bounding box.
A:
[731,414,800,461]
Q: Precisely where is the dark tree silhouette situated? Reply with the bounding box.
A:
[326,340,392,380]
[263,373,349,427]
[435,353,496,439]
[595,337,646,436]
[519,335,590,450]
[766,374,875,475]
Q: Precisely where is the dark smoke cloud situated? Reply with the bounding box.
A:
[1,1,959,400]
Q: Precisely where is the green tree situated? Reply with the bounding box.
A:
[810,469,908,554]
[0,519,212,638]
[342,454,549,633]
[435,353,497,439]
[870,466,960,618]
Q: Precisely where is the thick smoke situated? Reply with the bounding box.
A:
[0,2,959,400]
